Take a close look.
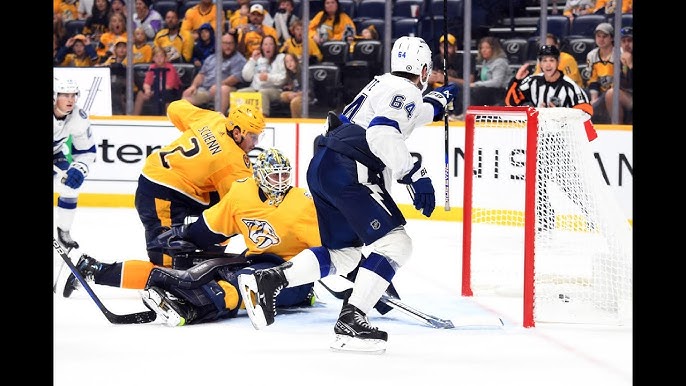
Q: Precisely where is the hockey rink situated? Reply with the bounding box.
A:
[53,207,632,386]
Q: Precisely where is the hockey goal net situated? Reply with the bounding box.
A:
[462,106,632,327]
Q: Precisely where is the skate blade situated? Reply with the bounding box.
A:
[237,275,268,330]
[329,334,387,354]
[140,290,183,327]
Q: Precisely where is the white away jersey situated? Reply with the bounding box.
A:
[53,107,96,166]
[341,73,435,184]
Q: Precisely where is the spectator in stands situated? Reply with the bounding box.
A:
[134,46,183,115]
[273,0,299,46]
[470,36,510,107]
[133,0,163,41]
[154,9,194,64]
[191,23,216,69]
[83,0,112,48]
[427,33,475,118]
[603,26,632,124]
[54,0,79,26]
[182,32,247,114]
[97,11,127,59]
[133,26,153,64]
[181,0,225,42]
[280,19,323,64]
[586,23,615,123]
[562,0,594,23]
[110,0,127,18]
[234,4,279,59]
[238,35,287,117]
[347,25,379,54]
[593,0,633,15]
[96,37,129,115]
[309,0,356,47]
[229,0,251,30]
[534,33,583,89]
[55,34,99,67]
[280,53,305,118]
[230,0,275,30]
[78,0,94,20]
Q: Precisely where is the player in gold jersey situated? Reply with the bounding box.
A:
[62,149,320,326]
[137,99,265,267]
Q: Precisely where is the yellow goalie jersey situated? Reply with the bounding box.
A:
[202,177,321,260]
[141,99,253,204]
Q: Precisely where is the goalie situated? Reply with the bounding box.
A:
[63,148,395,326]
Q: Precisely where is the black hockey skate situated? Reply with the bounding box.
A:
[141,286,197,327]
[62,254,102,298]
[237,261,291,329]
[330,303,388,354]
[57,227,79,249]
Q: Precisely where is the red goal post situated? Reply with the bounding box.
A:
[461,106,632,327]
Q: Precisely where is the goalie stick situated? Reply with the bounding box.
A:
[53,238,157,324]
[317,275,456,329]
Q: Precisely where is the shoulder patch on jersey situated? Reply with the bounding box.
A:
[243,154,250,168]
[78,109,88,119]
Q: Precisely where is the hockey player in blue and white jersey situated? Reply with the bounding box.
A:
[53,78,96,249]
[238,36,457,354]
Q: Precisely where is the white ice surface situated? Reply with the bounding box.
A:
[53,208,632,386]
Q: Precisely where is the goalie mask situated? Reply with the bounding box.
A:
[253,148,292,206]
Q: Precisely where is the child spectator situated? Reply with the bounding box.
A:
[280,53,305,118]
[133,26,153,64]
[280,20,323,65]
[191,23,216,69]
[133,46,182,115]
[55,34,99,67]
[347,25,378,54]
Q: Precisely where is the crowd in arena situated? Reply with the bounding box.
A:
[53,0,632,123]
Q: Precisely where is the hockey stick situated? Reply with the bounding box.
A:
[53,238,158,324]
[53,164,69,293]
[317,275,456,329]
[442,0,451,211]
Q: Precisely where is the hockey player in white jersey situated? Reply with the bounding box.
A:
[53,78,96,249]
[238,36,457,353]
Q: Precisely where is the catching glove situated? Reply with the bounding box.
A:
[423,83,458,121]
[63,161,89,189]
[147,225,198,253]
[397,160,435,217]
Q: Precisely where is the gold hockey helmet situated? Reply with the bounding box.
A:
[226,104,265,137]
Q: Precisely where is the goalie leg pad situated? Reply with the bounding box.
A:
[146,257,247,290]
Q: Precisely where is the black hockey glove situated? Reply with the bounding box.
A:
[397,160,435,217]
[147,225,198,254]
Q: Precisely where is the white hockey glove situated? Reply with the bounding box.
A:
[423,83,458,121]
[397,160,435,217]
[63,161,89,189]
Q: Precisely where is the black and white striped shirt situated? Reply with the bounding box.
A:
[505,69,593,116]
